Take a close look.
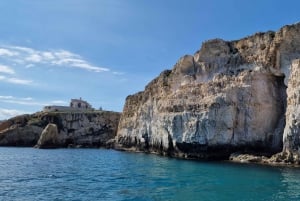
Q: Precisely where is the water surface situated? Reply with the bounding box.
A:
[0,147,299,201]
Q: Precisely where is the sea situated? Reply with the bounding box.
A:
[0,148,300,201]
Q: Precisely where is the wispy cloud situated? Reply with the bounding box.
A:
[0,96,14,99]
[0,74,32,85]
[0,96,45,106]
[0,48,18,56]
[0,64,15,74]
[6,78,33,85]
[0,108,28,120]
[0,95,67,107]
[0,63,32,85]
[0,45,109,73]
[50,100,68,105]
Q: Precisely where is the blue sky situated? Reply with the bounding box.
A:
[0,0,299,119]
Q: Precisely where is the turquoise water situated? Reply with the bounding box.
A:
[0,148,300,201]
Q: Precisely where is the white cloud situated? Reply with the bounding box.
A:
[0,108,28,120]
[6,78,32,85]
[42,52,55,60]
[21,97,33,101]
[0,64,31,85]
[0,45,110,73]
[71,62,109,72]
[54,50,76,58]
[0,64,15,74]
[1,99,43,106]
[9,46,35,54]
[26,54,42,62]
[0,95,68,107]
[50,50,109,72]
[51,100,68,105]
[0,96,38,106]
[0,48,18,56]
[0,73,32,85]
[0,95,14,99]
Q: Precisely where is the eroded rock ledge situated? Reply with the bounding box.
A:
[116,22,300,163]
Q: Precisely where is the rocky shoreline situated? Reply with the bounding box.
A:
[0,112,299,167]
[1,22,300,167]
[112,146,300,167]
[0,111,120,148]
[229,152,300,167]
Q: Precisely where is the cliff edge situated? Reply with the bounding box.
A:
[116,22,300,161]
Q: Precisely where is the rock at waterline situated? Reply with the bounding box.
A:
[35,123,59,148]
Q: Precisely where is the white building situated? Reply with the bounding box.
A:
[43,98,93,112]
[70,98,92,109]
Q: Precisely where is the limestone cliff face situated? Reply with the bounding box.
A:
[0,115,42,146]
[283,59,300,152]
[116,23,300,159]
[0,111,120,148]
[39,111,120,147]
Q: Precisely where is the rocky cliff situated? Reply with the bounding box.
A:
[0,111,120,148]
[116,22,300,160]
[283,59,300,151]
[0,115,42,146]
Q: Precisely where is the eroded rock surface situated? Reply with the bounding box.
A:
[0,115,42,146]
[116,23,300,159]
[0,111,120,148]
[275,59,300,163]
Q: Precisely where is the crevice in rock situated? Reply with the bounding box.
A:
[272,75,287,152]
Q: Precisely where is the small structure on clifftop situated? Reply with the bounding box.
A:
[70,98,92,109]
[43,98,93,112]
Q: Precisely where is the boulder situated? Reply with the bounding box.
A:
[35,123,59,148]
